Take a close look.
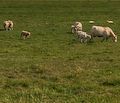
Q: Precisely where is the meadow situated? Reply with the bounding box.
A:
[0,0,120,103]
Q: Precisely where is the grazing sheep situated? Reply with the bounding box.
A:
[75,30,91,43]
[71,21,82,33]
[21,31,31,39]
[3,20,13,30]
[90,26,117,42]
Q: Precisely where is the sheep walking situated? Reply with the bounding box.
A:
[90,26,117,42]
[75,30,91,43]
[3,20,13,30]
[21,31,31,39]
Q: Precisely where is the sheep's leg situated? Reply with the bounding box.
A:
[101,34,106,42]
[8,28,11,31]
[23,36,26,40]
[101,35,108,42]
[10,27,13,30]
[85,38,88,43]
[89,33,94,42]
[82,38,86,43]
[105,37,109,41]
[21,35,26,40]
[4,26,8,31]
[80,38,83,43]
[71,28,75,33]
[101,37,105,42]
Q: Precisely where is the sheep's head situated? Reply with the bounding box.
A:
[113,35,117,42]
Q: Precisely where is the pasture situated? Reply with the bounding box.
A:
[0,0,120,102]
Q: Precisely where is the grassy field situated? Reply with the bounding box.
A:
[0,0,120,103]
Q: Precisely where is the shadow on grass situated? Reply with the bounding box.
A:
[66,31,72,34]
[68,38,94,45]
[0,29,5,31]
[102,80,120,87]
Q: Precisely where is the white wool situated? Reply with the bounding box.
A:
[76,30,91,43]
[3,20,13,30]
[71,21,82,33]
[90,25,117,42]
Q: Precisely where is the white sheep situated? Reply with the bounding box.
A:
[3,20,13,30]
[75,30,91,43]
[90,26,117,42]
[71,21,82,33]
[21,31,31,39]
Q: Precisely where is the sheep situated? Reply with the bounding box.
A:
[90,26,117,42]
[21,31,31,39]
[75,30,91,43]
[71,21,82,33]
[3,20,13,30]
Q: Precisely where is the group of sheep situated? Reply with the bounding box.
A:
[3,20,31,39]
[71,21,117,43]
[3,20,118,43]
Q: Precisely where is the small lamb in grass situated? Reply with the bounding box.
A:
[75,30,91,43]
[3,20,13,30]
[21,31,31,39]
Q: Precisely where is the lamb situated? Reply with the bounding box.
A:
[75,30,91,43]
[3,20,13,30]
[21,31,31,39]
[71,21,82,33]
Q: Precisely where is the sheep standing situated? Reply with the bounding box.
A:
[71,21,82,33]
[21,31,31,39]
[3,20,13,30]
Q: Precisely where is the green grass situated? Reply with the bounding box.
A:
[0,0,120,103]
